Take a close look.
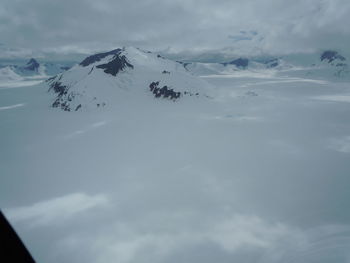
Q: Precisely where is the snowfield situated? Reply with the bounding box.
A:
[1,49,350,263]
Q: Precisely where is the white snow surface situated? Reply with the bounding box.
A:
[1,47,350,263]
[0,66,23,82]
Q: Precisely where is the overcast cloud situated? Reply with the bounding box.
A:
[1,0,350,57]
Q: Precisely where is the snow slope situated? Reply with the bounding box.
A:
[0,66,23,82]
[2,47,350,263]
[0,58,73,79]
[46,47,212,111]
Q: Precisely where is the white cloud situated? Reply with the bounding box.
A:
[329,136,350,153]
[52,214,310,263]
[315,95,350,103]
[1,0,350,56]
[4,192,109,226]
[0,103,25,111]
[208,215,303,251]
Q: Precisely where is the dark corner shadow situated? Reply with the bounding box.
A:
[0,210,36,263]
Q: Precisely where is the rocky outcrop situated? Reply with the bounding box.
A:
[149,81,181,100]
[222,58,249,69]
[24,58,40,71]
[96,55,133,76]
[321,51,346,63]
[264,58,279,68]
[47,76,73,111]
[149,81,201,100]
[79,49,123,67]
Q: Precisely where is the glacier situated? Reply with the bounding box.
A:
[1,48,350,263]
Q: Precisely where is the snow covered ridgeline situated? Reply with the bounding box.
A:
[184,50,349,78]
[46,47,207,111]
[0,58,72,78]
[0,66,23,82]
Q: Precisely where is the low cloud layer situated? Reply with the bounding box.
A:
[4,192,109,226]
[1,0,350,57]
[5,194,350,263]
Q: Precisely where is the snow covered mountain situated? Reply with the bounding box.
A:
[46,47,212,111]
[0,58,73,77]
[183,50,349,80]
[45,48,349,112]
[319,50,348,76]
[0,66,23,82]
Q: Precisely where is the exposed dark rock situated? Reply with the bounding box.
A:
[96,54,133,76]
[176,61,191,69]
[52,97,71,111]
[222,58,249,69]
[60,66,70,71]
[184,91,199,96]
[49,81,68,96]
[148,82,200,100]
[79,49,122,67]
[24,58,40,71]
[75,104,82,111]
[336,63,347,67]
[149,82,181,100]
[46,76,56,82]
[321,51,346,63]
[162,70,170,74]
[149,81,159,92]
[136,47,152,54]
[48,78,76,111]
[263,58,279,68]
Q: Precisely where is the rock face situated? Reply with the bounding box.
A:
[319,50,348,77]
[24,58,40,71]
[79,49,122,67]
[96,54,134,76]
[149,81,181,100]
[47,76,73,111]
[222,58,249,69]
[321,51,346,63]
[1,59,73,77]
[46,47,208,111]
[264,58,279,68]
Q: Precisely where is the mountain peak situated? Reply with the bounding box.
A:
[320,51,346,63]
[46,47,209,111]
[25,58,40,71]
[79,49,123,67]
[222,58,249,69]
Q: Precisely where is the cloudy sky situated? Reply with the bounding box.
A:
[1,0,350,58]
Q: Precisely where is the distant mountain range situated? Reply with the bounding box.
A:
[1,47,348,110]
[0,58,75,83]
[44,48,350,112]
[183,50,349,79]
